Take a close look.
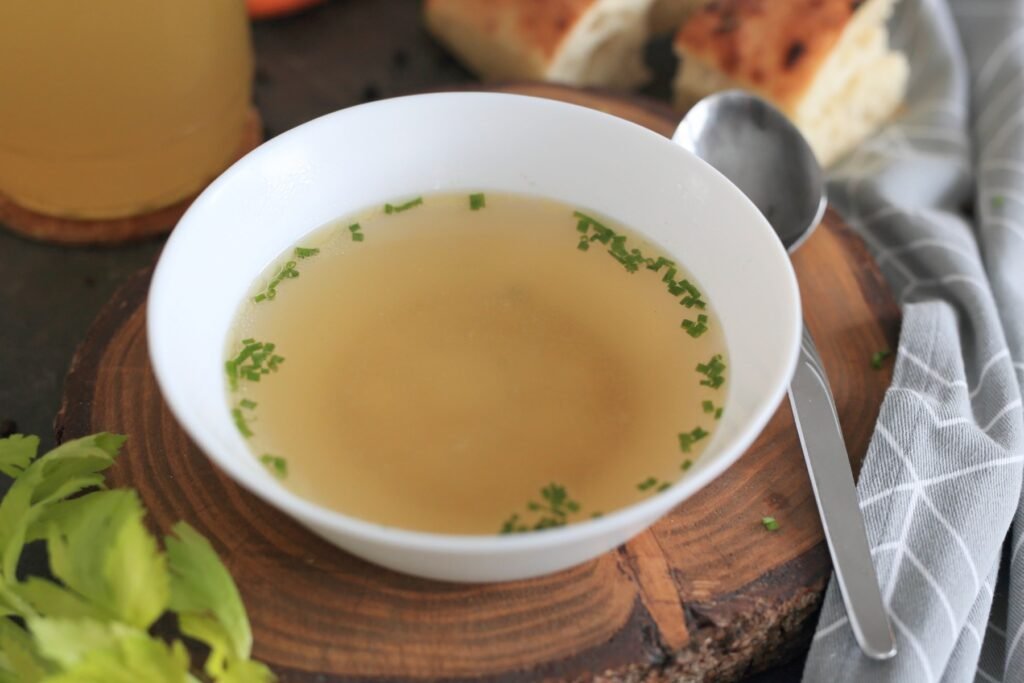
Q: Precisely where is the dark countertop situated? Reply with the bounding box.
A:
[0,1,806,679]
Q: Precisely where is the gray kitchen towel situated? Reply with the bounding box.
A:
[803,0,1024,681]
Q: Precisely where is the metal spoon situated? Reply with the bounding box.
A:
[673,90,897,661]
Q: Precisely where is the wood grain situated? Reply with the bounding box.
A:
[0,109,263,246]
[55,85,900,682]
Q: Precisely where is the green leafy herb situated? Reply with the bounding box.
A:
[761,516,780,532]
[871,349,892,370]
[469,193,486,211]
[258,455,288,479]
[681,314,709,338]
[348,223,364,242]
[499,483,581,534]
[636,477,658,492]
[294,246,320,260]
[696,353,726,389]
[0,433,274,681]
[678,425,710,453]
[0,434,39,479]
[225,339,284,391]
[384,197,423,214]
[252,261,300,303]
[231,402,256,439]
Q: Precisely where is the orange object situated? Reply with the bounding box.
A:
[247,0,324,19]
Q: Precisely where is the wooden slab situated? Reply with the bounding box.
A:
[0,108,263,246]
[55,85,900,682]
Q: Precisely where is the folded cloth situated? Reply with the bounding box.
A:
[803,0,1024,681]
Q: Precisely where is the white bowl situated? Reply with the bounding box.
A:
[149,92,801,583]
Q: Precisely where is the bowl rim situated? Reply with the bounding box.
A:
[148,91,802,555]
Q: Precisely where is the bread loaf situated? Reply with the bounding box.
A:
[673,0,908,166]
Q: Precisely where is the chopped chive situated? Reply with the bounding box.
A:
[678,425,710,453]
[703,400,715,414]
[500,482,581,534]
[348,223,365,242]
[259,454,288,479]
[681,459,693,471]
[577,237,591,251]
[871,349,892,369]
[682,315,709,338]
[226,337,283,388]
[384,196,423,214]
[637,476,658,491]
[232,408,253,438]
[715,407,724,420]
[294,246,320,259]
[656,482,671,493]
[762,516,780,532]
[696,353,726,388]
[591,512,604,519]
[239,398,258,410]
[469,193,486,210]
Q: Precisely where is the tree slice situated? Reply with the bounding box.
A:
[55,85,899,682]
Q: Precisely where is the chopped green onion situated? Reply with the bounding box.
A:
[703,400,715,414]
[656,482,671,493]
[259,454,288,479]
[637,476,658,491]
[294,246,320,259]
[681,460,693,471]
[469,193,486,210]
[239,398,258,410]
[761,516,780,531]
[232,408,253,438]
[384,197,423,214]
[871,349,892,369]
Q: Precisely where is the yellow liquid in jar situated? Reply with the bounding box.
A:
[0,1,253,219]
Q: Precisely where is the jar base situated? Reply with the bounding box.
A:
[0,108,262,246]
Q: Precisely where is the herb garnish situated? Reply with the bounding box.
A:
[678,426,709,453]
[469,193,486,210]
[762,516,780,531]
[348,223,364,242]
[500,483,581,534]
[232,400,257,438]
[696,354,726,389]
[682,314,709,338]
[259,454,288,479]
[225,338,284,390]
[871,349,892,369]
[294,246,319,259]
[681,459,693,471]
[573,210,712,333]
[384,197,423,214]
[637,476,658,491]
[0,433,274,680]
[253,260,300,303]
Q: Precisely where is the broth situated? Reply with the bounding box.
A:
[226,193,728,534]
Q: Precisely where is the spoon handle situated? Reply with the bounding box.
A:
[787,322,897,660]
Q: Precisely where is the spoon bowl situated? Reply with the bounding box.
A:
[672,90,827,252]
